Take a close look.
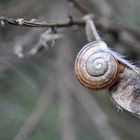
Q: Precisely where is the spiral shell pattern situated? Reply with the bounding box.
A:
[75,41,120,89]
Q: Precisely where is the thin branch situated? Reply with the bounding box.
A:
[89,0,114,17]
[55,35,77,140]
[69,0,89,14]
[74,89,121,140]
[58,81,76,140]
[0,16,84,28]
[1,15,140,38]
[65,75,121,140]
[1,15,140,55]
[13,82,54,140]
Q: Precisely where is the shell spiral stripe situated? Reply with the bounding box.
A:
[75,41,120,89]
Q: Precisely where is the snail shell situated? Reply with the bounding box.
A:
[75,41,120,89]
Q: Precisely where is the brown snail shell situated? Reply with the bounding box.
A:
[75,41,120,89]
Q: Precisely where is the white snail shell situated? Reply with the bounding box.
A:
[75,41,120,89]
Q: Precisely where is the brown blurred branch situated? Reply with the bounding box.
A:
[70,0,114,18]
[58,81,76,140]
[0,14,140,37]
[69,0,89,14]
[1,14,140,57]
[1,15,140,38]
[74,90,121,140]
[0,16,84,28]
[13,82,54,140]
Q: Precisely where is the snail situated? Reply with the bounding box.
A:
[75,15,138,90]
[75,40,120,89]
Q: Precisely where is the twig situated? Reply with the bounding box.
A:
[58,81,76,140]
[74,90,121,140]
[61,67,121,140]
[13,82,54,140]
[1,16,140,38]
[69,0,89,14]
[0,16,84,28]
[1,15,140,57]
[70,0,113,18]
[54,35,77,140]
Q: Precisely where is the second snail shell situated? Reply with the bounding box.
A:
[75,41,120,89]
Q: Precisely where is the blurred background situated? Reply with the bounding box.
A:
[0,0,140,140]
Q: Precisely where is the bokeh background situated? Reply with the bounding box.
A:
[0,0,140,140]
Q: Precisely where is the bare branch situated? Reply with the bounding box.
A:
[0,16,84,28]
[1,14,140,59]
[74,90,121,140]
[1,15,140,39]
[69,0,89,14]
[58,81,76,140]
[13,82,55,140]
